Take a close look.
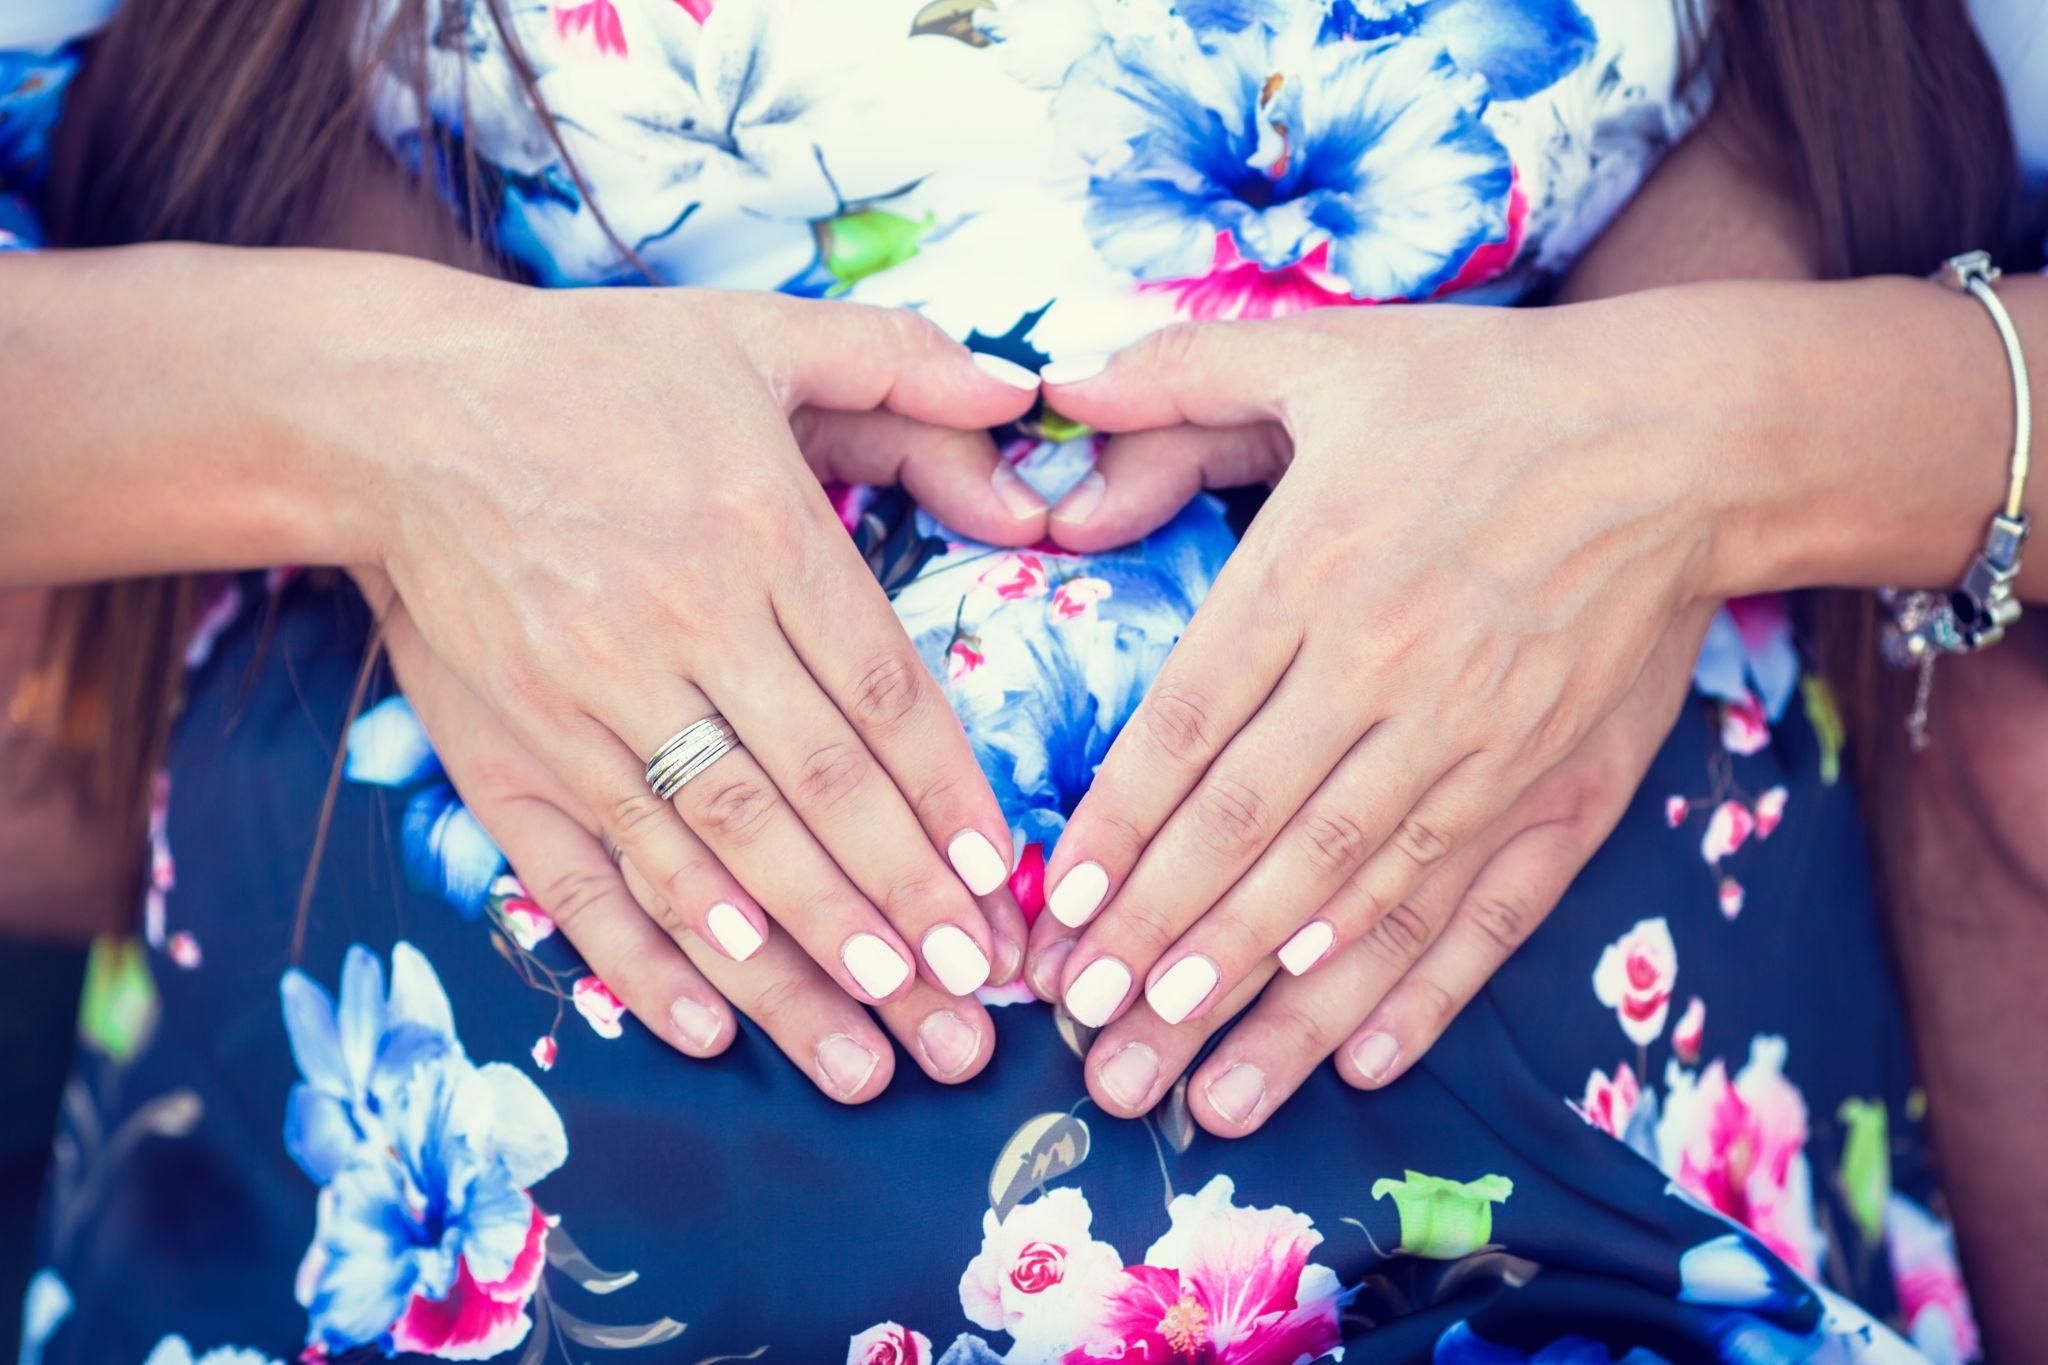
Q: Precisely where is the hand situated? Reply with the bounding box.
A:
[369,575,1003,1098]
[1050,603,1714,1131]
[1026,303,1716,1029]
[343,268,1046,1008]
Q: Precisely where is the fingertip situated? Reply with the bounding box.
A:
[667,994,734,1058]
[971,351,1044,395]
[1338,1027,1402,1090]
[914,1006,992,1083]
[1193,1059,1270,1134]
[1089,1038,1162,1117]
[816,1029,894,1103]
[1026,935,1075,1003]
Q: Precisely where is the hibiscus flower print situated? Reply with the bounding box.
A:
[1591,916,1675,1046]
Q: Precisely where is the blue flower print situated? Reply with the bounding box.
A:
[345,696,507,917]
[282,943,568,1357]
[1053,10,1515,300]
[1323,0,1597,102]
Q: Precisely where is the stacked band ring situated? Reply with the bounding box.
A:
[644,715,741,800]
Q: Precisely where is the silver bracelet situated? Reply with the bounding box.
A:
[1880,249,2033,750]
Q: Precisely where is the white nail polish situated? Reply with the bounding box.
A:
[972,351,1042,390]
[1146,955,1218,1025]
[1048,861,1110,928]
[947,829,1011,896]
[1040,353,1109,385]
[841,933,912,999]
[922,923,992,996]
[1064,956,1131,1028]
[706,901,764,962]
[1277,919,1335,976]
[817,1032,881,1097]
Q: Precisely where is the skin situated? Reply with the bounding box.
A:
[1026,178,2048,1059]
[0,243,1048,1022]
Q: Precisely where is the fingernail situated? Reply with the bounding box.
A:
[1050,469,1106,526]
[1277,919,1335,976]
[948,829,1011,896]
[818,1032,881,1098]
[1350,1030,1400,1084]
[916,1009,982,1078]
[1030,938,1075,1001]
[1040,354,1109,385]
[668,995,723,1052]
[972,351,1042,390]
[1147,954,1218,1025]
[989,461,1048,520]
[706,901,764,962]
[992,932,1024,986]
[841,933,912,999]
[1048,861,1109,928]
[1064,957,1132,1028]
[922,923,992,996]
[1204,1061,1267,1127]
[1098,1041,1160,1111]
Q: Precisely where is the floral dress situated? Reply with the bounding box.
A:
[0,1,1992,1362]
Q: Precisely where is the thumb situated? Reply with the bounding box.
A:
[1038,321,1304,433]
[729,294,1042,429]
[1048,423,1291,553]
[794,408,1049,547]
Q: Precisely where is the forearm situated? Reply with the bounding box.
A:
[0,243,447,586]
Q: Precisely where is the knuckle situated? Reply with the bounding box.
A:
[1109,899,1182,956]
[880,868,959,926]
[1360,899,1431,968]
[695,775,779,845]
[537,866,616,933]
[1189,776,1269,857]
[1299,808,1371,875]
[1389,814,1454,870]
[793,739,873,810]
[848,652,928,734]
[1403,975,1459,1032]
[1139,686,1215,767]
[607,789,678,845]
[746,974,810,1036]
[1256,1000,1334,1058]
[1460,890,1535,956]
[909,771,971,833]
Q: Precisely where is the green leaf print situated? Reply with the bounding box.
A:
[1371,1170,1514,1259]
[819,209,934,293]
[1801,675,1846,786]
[76,934,158,1064]
[1837,1098,1891,1246]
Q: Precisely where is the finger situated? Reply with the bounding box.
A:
[983,885,1031,989]
[1131,738,1500,1031]
[1339,811,1593,1091]
[1025,891,1084,1003]
[605,683,924,1007]
[381,599,777,966]
[793,407,1048,547]
[624,858,899,1103]
[1032,552,1298,959]
[1057,664,1369,1030]
[872,975,997,1085]
[493,793,738,1060]
[724,294,1041,429]
[1038,320,1309,432]
[759,554,1015,989]
[1048,422,1290,554]
[1081,960,1277,1120]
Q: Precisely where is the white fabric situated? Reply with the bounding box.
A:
[0,0,119,52]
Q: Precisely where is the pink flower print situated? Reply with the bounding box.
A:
[1664,796,1688,828]
[1700,800,1757,864]
[1673,997,1706,1065]
[948,638,986,681]
[848,1323,931,1365]
[1049,577,1113,623]
[167,932,202,970]
[554,0,626,56]
[961,1187,1122,1351]
[1657,1035,1823,1277]
[1717,877,1745,921]
[572,976,627,1039]
[1139,233,1368,321]
[1754,786,1788,839]
[1592,918,1676,1046]
[500,894,556,952]
[1720,694,1770,756]
[531,1036,558,1071]
[1571,1063,1642,1140]
[1063,1176,1342,1365]
[390,1204,550,1359]
[1887,1194,1981,1364]
[1010,842,1047,925]
[981,553,1050,602]
[824,481,878,536]
[674,0,713,21]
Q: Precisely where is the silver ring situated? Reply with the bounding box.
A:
[644,715,741,801]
